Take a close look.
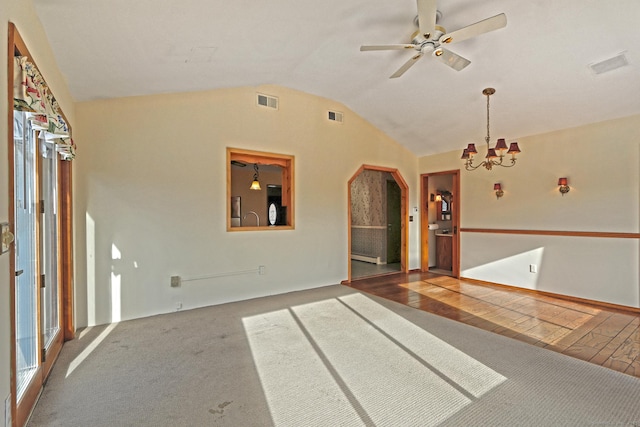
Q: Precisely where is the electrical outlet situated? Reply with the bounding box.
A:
[176,302,182,311]
[170,276,181,287]
[258,265,265,275]
[530,264,537,273]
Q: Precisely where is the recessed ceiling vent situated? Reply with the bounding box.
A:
[589,52,629,75]
[257,93,278,109]
[328,110,343,123]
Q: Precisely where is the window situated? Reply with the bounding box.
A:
[227,148,294,230]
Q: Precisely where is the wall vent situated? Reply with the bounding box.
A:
[257,93,278,109]
[328,110,343,123]
[589,52,629,75]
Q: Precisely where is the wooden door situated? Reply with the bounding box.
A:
[386,180,401,263]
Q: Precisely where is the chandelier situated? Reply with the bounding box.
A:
[461,88,521,171]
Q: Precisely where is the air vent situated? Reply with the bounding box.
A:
[328,110,343,123]
[257,93,278,109]
[589,52,629,75]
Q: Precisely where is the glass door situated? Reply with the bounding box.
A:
[40,134,60,351]
[12,111,64,423]
[13,111,39,400]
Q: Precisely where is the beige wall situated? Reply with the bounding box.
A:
[74,85,419,327]
[1,0,76,418]
[420,115,640,307]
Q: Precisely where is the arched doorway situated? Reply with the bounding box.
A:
[347,165,409,281]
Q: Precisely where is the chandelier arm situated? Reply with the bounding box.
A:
[497,159,517,167]
[465,160,486,171]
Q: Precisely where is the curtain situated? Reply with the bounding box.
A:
[13,56,76,160]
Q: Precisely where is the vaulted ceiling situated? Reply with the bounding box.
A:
[34,0,640,157]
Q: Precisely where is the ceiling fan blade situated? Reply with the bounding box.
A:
[416,0,438,37]
[433,48,471,71]
[390,52,424,78]
[360,44,416,51]
[440,13,507,45]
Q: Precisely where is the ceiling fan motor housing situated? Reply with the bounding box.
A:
[411,28,445,55]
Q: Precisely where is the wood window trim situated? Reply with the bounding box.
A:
[227,147,295,231]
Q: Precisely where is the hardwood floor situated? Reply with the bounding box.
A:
[346,271,640,378]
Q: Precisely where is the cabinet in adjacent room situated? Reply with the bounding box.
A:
[436,235,452,271]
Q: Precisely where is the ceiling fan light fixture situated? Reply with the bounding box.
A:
[434,49,444,57]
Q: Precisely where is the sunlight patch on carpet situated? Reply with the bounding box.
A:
[338,293,507,397]
[66,322,118,378]
[243,309,366,426]
[243,294,505,426]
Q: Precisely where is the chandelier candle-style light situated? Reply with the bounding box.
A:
[461,88,521,171]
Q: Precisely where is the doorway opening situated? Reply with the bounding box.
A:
[347,165,408,281]
[420,170,460,277]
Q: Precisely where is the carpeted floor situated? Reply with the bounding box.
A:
[28,285,640,426]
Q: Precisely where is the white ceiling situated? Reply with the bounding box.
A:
[33,0,640,157]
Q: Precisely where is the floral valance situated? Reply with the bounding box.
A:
[13,56,75,160]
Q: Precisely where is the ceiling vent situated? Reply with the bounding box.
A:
[589,52,629,75]
[328,110,343,123]
[257,93,278,109]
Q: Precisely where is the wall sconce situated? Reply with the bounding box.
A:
[558,177,570,196]
[493,183,504,199]
[435,194,442,202]
[250,164,261,190]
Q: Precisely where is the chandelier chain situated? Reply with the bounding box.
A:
[486,92,491,144]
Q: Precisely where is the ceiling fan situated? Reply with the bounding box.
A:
[360,0,507,78]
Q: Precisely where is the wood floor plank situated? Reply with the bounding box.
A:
[563,332,613,361]
[625,352,640,377]
[605,326,640,368]
[346,271,640,378]
[591,313,638,338]
[587,321,639,367]
[549,311,614,352]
